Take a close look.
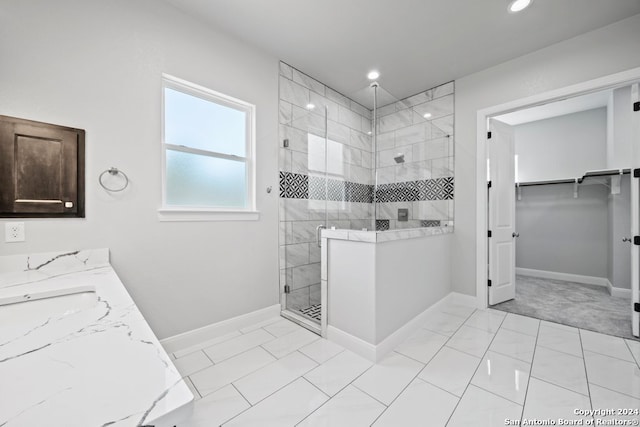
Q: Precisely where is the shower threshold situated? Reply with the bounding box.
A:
[281,308,321,335]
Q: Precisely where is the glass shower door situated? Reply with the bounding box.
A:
[279,98,329,328]
[277,62,375,330]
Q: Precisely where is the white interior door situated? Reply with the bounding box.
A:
[488,119,516,305]
[631,83,640,338]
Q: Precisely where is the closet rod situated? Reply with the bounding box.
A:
[516,169,630,188]
[578,168,630,183]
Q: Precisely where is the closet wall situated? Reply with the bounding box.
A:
[514,104,631,291]
[607,86,633,290]
[515,108,606,182]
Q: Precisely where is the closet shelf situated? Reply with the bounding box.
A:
[515,168,630,187]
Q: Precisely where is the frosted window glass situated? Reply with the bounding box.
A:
[166,150,246,208]
[165,88,246,157]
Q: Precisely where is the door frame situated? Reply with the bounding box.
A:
[475,66,640,309]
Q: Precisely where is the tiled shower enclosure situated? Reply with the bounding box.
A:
[278,61,455,321]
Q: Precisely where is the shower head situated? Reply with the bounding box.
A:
[394,153,405,164]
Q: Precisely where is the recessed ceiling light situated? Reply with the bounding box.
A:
[306,103,315,110]
[508,0,532,13]
[367,131,372,135]
[423,112,432,119]
[367,70,380,80]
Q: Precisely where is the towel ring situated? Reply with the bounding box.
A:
[99,167,129,192]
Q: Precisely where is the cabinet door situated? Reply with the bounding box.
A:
[0,116,85,217]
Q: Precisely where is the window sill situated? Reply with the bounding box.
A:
[157,208,260,222]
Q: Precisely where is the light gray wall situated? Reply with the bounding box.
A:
[515,109,607,182]
[0,0,280,339]
[453,13,640,296]
[609,86,634,169]
[375,234,451,343]
[515,184,608,278]
[606,86,633,290]
[607,172,632,290]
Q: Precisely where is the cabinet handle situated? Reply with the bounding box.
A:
[15,199,62,204]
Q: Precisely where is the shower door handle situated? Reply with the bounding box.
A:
[316,225,326,248]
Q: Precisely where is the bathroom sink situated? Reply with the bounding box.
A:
[0,284,97,324]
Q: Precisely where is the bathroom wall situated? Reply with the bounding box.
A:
[278,62,373,311]
[375,84,455,230]
[0,0,280,339]
[453,13,640,296]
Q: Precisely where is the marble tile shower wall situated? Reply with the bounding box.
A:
[278,62,374,311]
[375,82,455,230]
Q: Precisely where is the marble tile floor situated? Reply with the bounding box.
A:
[168,305,640,427]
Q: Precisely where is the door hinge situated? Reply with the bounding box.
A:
[634,168,640,178]
[634,101,640,112]
[284,285,291,294]
[487,131,492,139]
[488,181,492,188]
[635,302,640,313]
[634,236,640,245]
[488,230,492,238]
[488,279,492,287]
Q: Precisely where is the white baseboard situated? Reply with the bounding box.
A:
[161,304,281,354]
[326,326,377,361]
[446,292,478,307]
[327,292,469,362]
[516,268,609,288]
[605,279,633,298]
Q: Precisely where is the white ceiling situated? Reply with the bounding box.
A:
[496,89,612,125]
[165,0,640,108]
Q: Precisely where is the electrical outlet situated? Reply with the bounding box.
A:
[5,222,25,243]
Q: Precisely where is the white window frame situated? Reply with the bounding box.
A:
[158,74,258,221]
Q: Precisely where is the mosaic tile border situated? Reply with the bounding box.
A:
[376,220,390,231]
[280,171,454,203]
[421,220,442,227]
[279,172,372,203]
[375,177,454,202]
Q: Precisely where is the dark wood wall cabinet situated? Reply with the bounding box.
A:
[0,115,85,218]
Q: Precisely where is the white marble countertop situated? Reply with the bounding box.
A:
[322,226,453,243]
[0,249,193,427]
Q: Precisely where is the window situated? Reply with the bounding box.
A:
[159,75,257,221]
